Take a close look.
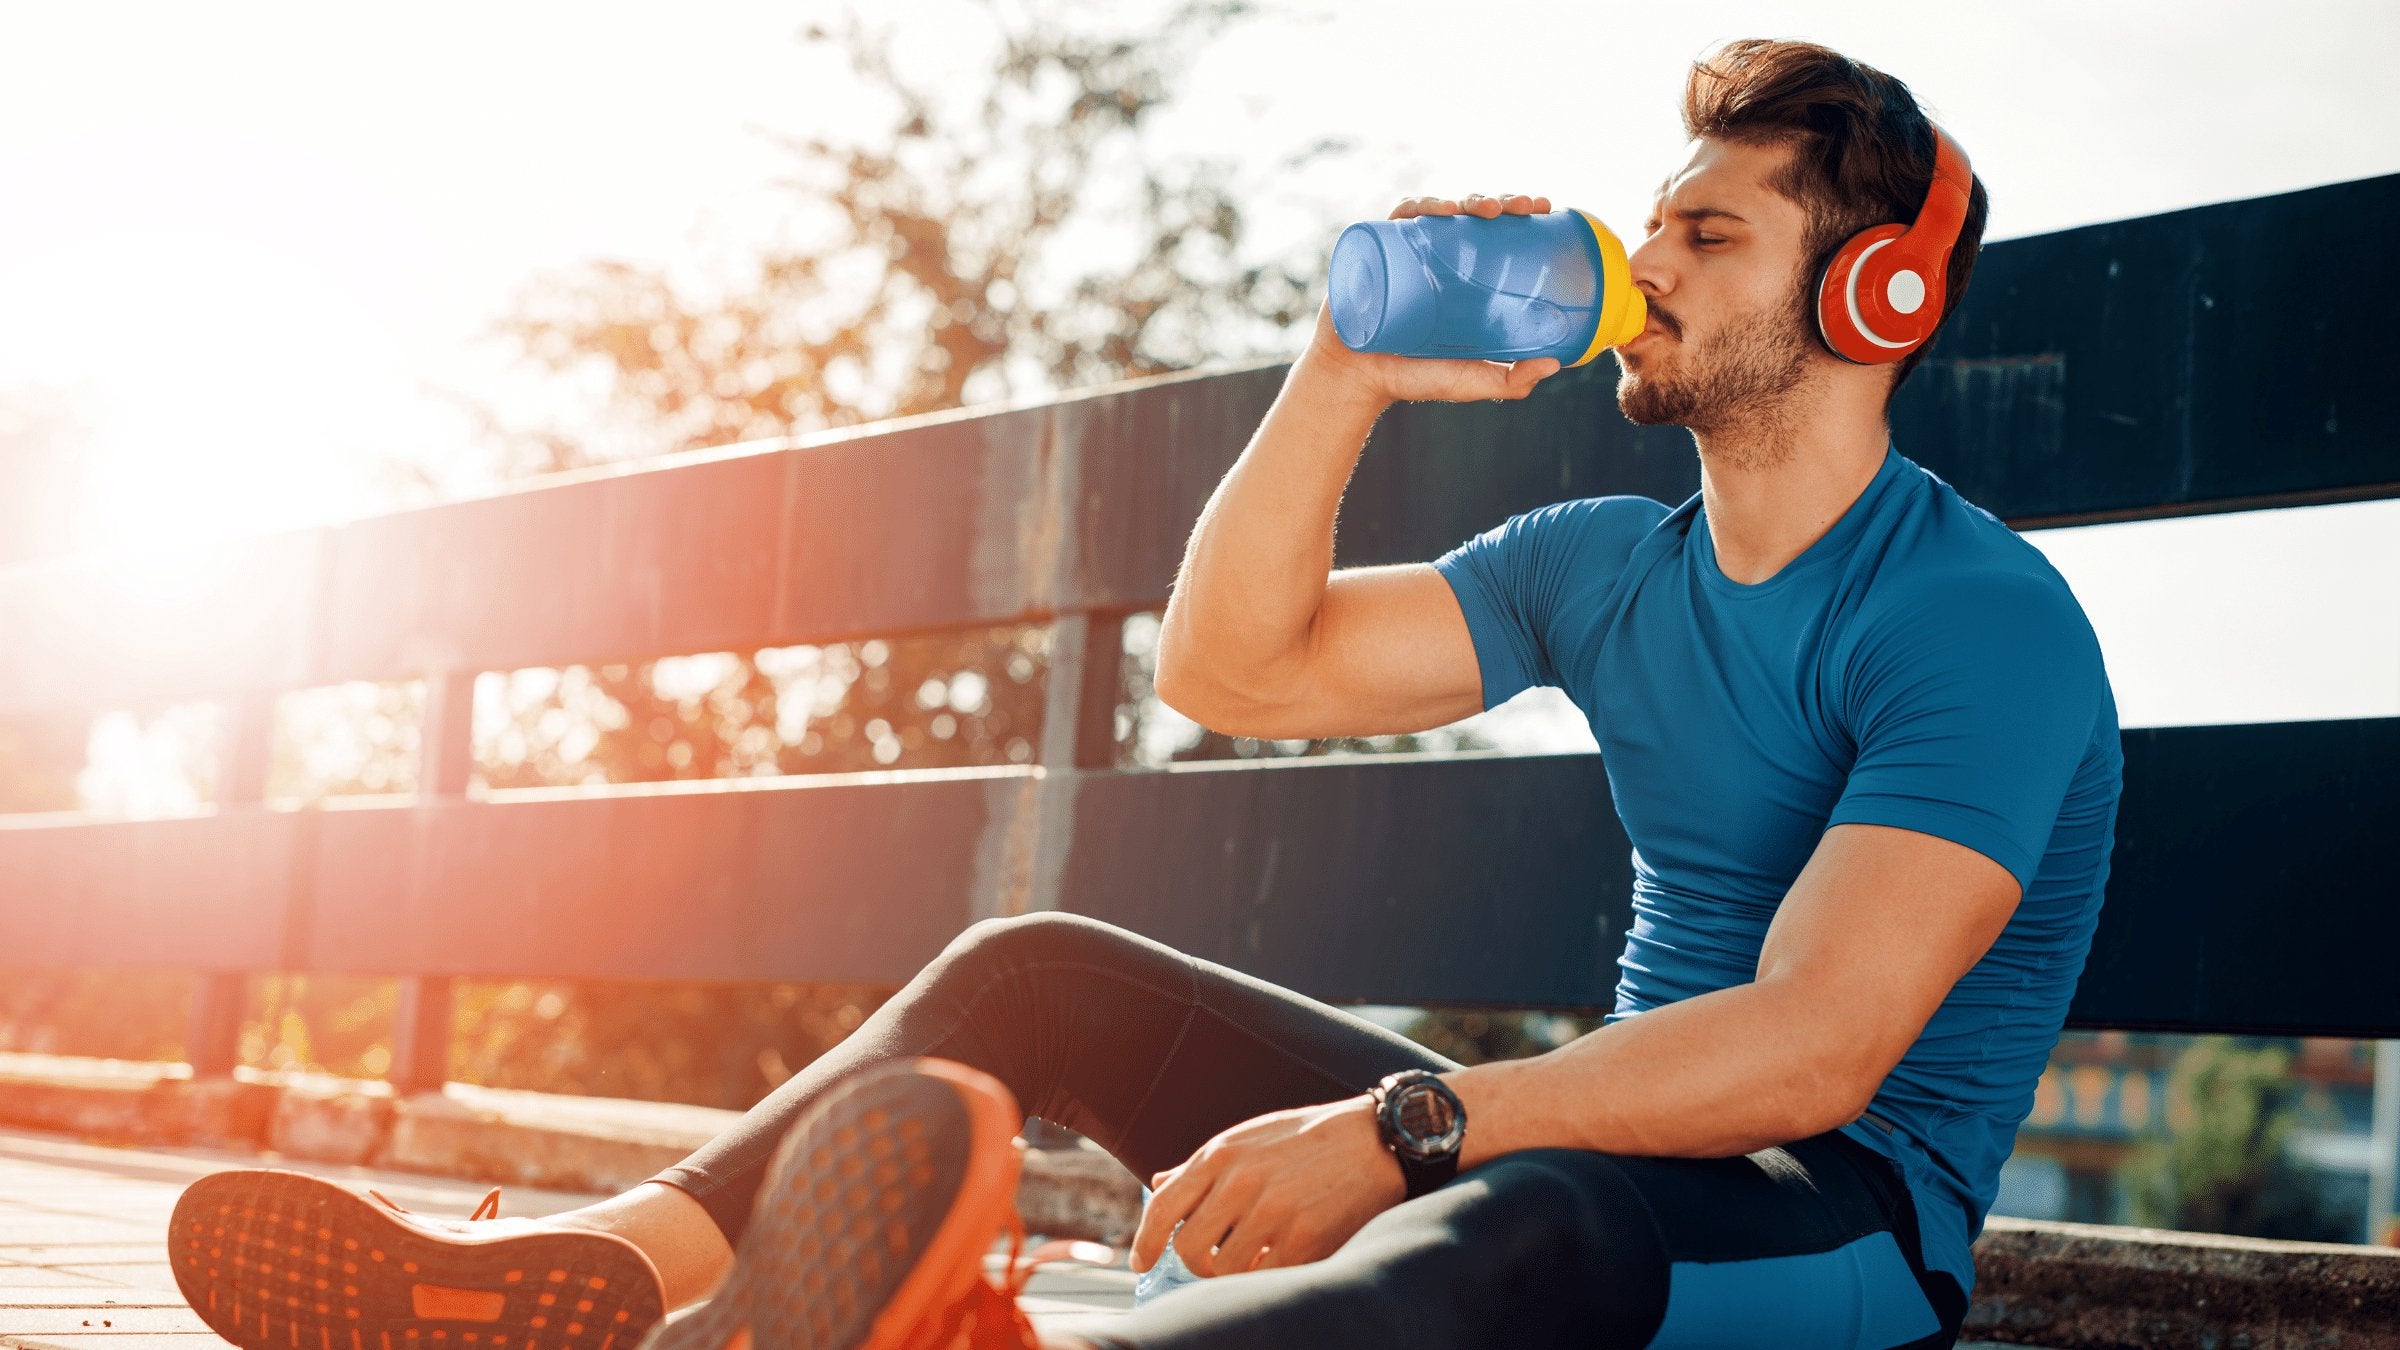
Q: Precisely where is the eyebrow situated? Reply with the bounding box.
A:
[1648,180,1749,225]
[1647,199,1748,225]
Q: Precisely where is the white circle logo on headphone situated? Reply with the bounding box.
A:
[1887,269,1927,315]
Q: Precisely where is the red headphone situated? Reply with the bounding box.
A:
[1814,124,1974,365]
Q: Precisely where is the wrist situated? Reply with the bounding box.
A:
[1291,343,1394,417]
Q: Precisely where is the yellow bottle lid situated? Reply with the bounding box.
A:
[1569,210,1647,367]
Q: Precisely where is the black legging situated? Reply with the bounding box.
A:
[652,911,1965,1349]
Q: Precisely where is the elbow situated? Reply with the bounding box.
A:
[1812,1056,1895,1138]
[1153,667,1293,740]
[1153,622,1309,738]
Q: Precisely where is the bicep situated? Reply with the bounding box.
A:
[1172,563,1484,740]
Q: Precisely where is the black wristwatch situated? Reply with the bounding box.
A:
[1368,1069,1467,1199]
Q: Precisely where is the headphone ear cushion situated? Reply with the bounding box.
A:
[1816,223,1923,365]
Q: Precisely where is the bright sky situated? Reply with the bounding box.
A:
[3,0,2395,738]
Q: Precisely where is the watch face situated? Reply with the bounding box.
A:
[1389,1081,1466,1159]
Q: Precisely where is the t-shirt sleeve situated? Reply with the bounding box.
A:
[1827,568,2108,892]
[1429,495,1660,711]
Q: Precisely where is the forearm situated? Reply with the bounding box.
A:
[1441,980,1875,1167]
[1154,352,1390,709]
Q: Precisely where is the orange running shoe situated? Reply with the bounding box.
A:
[168,1170,666,1350]
[640,1056,1045,1350]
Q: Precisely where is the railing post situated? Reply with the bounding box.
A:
[389,974,457,1096]
[1001,610,1125,920]
[185,971,247,1079]
[186,690,279,1077]
[1038,612,1128,774]
[387,669,474,1094]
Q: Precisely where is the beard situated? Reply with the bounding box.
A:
[1614,275,1815,471]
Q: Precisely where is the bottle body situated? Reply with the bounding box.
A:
[1328,208,1645,365]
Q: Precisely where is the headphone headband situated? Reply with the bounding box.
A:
[1892,126,1972,274]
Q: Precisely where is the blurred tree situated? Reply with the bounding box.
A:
[2120,1037,2350,1242]
[466,0,1335,472]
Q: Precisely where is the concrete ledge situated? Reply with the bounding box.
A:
[1966,1214,2400,1348]
[0,1052,277,1150]
[0,1053,1142,1241]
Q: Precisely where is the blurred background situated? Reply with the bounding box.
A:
[2,0,2396,1247]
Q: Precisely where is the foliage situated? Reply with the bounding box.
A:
[464,0,1337,476]
[2119,1037,2351,1242]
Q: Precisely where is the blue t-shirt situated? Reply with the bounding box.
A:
[1430,443,2122,1300]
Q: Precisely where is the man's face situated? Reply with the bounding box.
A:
[1615,137,1821,445]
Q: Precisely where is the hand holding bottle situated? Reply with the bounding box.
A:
[1302,193,1565,407]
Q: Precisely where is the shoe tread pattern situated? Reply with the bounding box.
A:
[647,1066,974,1350]
[168,1169,665,1350]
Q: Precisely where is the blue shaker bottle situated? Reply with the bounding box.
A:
[1328,209,1646,365]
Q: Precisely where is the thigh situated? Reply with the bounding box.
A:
[1601,1131,1958,1349]
[927,911,1460,1179]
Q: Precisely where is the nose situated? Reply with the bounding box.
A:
[1626,228,1671,308]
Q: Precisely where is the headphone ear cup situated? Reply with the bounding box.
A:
[1815,224,1915,365]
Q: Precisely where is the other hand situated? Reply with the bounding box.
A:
[1129,1094,1406,1279]
[1305,192,1564,406]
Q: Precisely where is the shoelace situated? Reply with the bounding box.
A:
[366,1186,505,1223]
[933,1211,1124,1350]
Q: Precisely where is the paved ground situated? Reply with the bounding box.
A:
[0,1126,2052,1348]
[0,1126,1130,1350]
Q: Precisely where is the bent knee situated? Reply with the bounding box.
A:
[949,909,1137,965]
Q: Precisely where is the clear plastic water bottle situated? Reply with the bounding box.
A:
[1328,208,1647,366]
[1132,1185,1205,1304]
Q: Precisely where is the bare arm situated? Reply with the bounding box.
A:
[1440,823,2023,1162]
[1155,192,1564,739]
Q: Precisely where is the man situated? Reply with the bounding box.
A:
[168,37,2120,1350]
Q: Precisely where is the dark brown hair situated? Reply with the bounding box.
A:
[1681,39,1989,393]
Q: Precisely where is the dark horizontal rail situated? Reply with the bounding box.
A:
[1060,718,2400,1037]
[7,718,2391,1036]
[0,770,1033,986]
[2,174,2394,719]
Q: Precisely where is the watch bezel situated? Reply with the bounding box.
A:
[1374,1070,1467,1162]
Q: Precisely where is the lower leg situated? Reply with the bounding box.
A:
[543,1183,733,1310]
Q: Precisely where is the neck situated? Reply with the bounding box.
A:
[1693,382,1890,585]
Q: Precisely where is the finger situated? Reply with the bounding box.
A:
[1131,1164,1195,1272]
[1518,356,1562,389]
[1212,1210,1278,1279]
[1461,193,1499,218]
[1174,1178,1256,1278]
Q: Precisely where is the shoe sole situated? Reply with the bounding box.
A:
[643,1057,1024,1350]
[169,1170,666,1350]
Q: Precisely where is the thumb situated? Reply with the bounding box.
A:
[1505,357,1562,397]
